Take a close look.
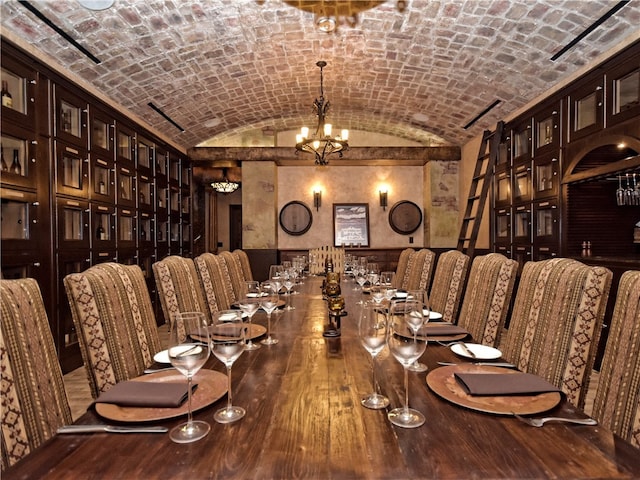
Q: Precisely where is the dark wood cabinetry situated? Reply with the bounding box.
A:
[1,39,193,372]
[492,40,640,272]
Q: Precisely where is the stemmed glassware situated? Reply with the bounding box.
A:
[260,282,279,345]
[211,310,246,423]
[237,291,261,352]
[387,305,427,428]
[370,285,385,305]
[168,311,211,443]
[359,301,390,409]
[405,291,429,373]
[282,269,296,310]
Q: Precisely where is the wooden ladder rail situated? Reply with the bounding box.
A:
[457,121,504,258]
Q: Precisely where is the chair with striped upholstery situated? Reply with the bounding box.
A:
[400,248,436,291]
[429,250,470,324]
[194,252,236,314]
[1,279,73,470]
[220,250,246,302]
[457,253,518,348]
[500,258,612,410]
[64,263,162,398]
[392,248,414,289]
[233,249,254,282]
[152,255,210,325]
[591,270,640,447]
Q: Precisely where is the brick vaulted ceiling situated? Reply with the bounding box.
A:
[1,0,639,152]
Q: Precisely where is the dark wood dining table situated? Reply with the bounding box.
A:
[6,276,640,479]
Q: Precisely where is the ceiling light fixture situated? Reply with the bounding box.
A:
[295,61,349,166]
[211,168,239,194]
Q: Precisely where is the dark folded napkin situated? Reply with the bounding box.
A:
[454,373,561,396]
[420,324,468,336]
[94,381,195,408]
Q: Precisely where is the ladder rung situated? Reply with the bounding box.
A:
[463,216,476,221]
[472,174,485,181]
[468,195,480,201]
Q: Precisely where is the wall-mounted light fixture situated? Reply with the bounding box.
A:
[314,189,322,211]
[379,189,388,210]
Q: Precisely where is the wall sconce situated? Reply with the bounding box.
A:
[379,190,388,210]
[314,189,322,211]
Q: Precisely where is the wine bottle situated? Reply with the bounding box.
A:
[11,149,21,175]
[1,144,8,171]
[96,223,105,240]
[1,80,13,108]
[98,179,106,195]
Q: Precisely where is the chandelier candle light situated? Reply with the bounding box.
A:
[211,168,239,194]
[296,61,349,166]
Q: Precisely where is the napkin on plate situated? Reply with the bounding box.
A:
[420,325,468,336]
[94,381,196,408]
[454,372,561,396]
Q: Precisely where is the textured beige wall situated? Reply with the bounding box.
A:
[242,161,278,249]
[425,160,461,248]
[277,165,425,249]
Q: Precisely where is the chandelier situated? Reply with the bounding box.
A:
[211,168,239,194]
[295,61,348,165]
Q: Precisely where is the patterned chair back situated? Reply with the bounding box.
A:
[64,263,162,398]
[429,250,470,324]
[194,253,235,314]
[393,248,415,289]
[152,255,210,325]
[500,258,612,410]
[592,270,640,447]
[233,249,254,282]
[400,248,436,291]
[1,278,73,470]
[457,253,518,348]
[219,251,246,302]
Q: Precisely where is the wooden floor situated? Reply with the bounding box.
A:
[62,325,599,421]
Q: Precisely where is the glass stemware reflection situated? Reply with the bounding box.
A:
[387,309,427,428]
[211,310,246,423]
[260,282,279,345]
[168,311,211,443]
[359,301,390,409]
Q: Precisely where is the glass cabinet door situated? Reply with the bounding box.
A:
[91,156,115,203]
[56,143,89,198]
[514,205,531,241]
[607,60,640,126]
[56,198,90,250]
[117,166,135,207]
[138,174,153,211]
[533,105,560,155]
[1,128,37,190]
[91,203,115,247]
[512,121,532,162]
[137,137,153,174]
[139,211,153,248]
[55,86,88,146]
[116,126,134,165]
[569,78,603,141]
[1,57,36,124]
[512,164,531,203]
[534,200,558,240]
[0,188,39,250]
[117,208,136,248]
[494,208,511,244]
[533,153,559,198]
[89,110,114,156]
[494,168,511,206]
[155,148,167,178]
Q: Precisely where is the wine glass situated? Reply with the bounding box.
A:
[370,285,385,305]
[380,271,396,290]
[269,264,284,283]
[405,292,429,373]
[211,310,246,423]
[359,301,389,409]
[237,294,261,351]
[387,307,427,428]
[168,312,211,443]
[282,270,296,310]
[260,282,279,345]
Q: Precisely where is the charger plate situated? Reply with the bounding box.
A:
[426,364,561,415]
[95,369,227,423]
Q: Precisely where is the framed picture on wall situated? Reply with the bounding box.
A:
[333,203,370,247]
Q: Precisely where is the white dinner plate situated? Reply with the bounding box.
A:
[394,292,408,299]
[153,349,170,364]
[423,310,443,320]
[450,343,502,360]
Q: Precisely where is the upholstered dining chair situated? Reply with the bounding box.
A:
[393,248,414,289]
[500,258,612,410]
[591,270,640,447]
[400,248,436,292]
[233,249,254,282]
[456,253,518,348]
[220,250,246,302]
[194,252,235,314]
[1,278,73,470]
[64,262,162,399]
[152,255,210,325]
[429,250,470,324]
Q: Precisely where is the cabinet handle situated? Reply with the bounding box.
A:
[596,85,603,91]
[32,262,41,267]
[32,202,39,206]
[31,158,36,163]
[31,140,38,145]
[32,219,37,224]
[29,79,36,85]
